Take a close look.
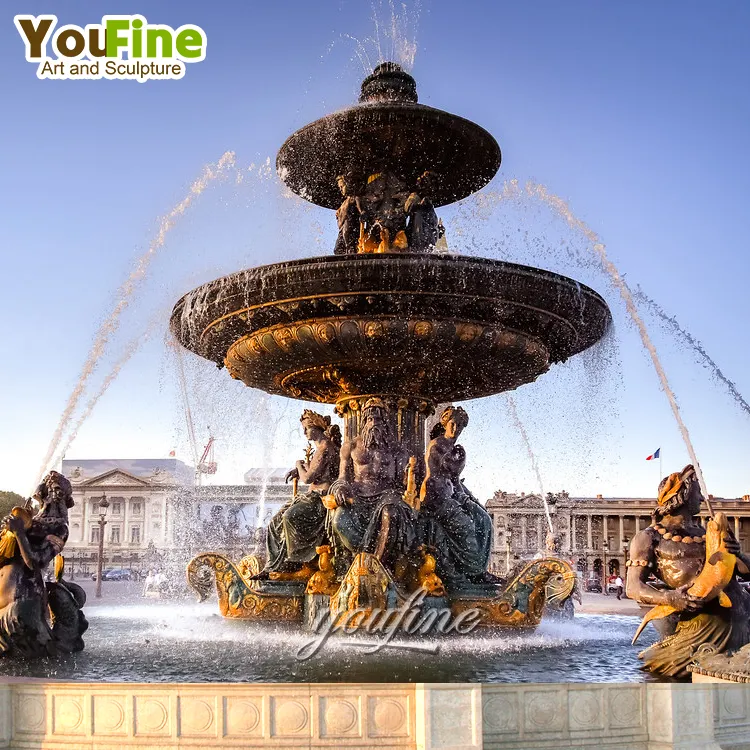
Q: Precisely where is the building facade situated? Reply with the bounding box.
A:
[486,490,750,577]
[61,460,294,577]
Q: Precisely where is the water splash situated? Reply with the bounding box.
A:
[505,395,554,535]
[342,0,420,73]
[633,287,750,418]
[50,327,156,467]
[171,338,200,466]
[34,152,237,488]
[525,180,711,500]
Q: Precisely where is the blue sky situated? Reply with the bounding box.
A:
[1,1,748,500]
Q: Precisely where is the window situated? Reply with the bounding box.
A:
[110,527,120,544]
[132,501,142,515]
[131,527,141,544]
[112,501,122,515]
[91,527,100,544]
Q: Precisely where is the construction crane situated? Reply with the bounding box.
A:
[196,435,217,485]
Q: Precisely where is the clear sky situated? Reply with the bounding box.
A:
[1,1,748,501]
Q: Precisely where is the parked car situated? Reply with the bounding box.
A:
[104,569,132,581]
[91,568,132,581]
[584,575,602,593]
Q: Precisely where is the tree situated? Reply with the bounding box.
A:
[0,490,26,517]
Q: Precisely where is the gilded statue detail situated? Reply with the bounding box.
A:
[333,170,443,255]
[327,397,416,575]
[253,410,341,581]
[0,471,87,657]
[418,406,495,590]
[627,464,750,679]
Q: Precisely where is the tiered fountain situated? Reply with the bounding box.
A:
[171,63,612,632]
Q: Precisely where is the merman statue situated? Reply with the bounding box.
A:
[0,471,87,657]
[627,464,750,679]
[327,398,416,575]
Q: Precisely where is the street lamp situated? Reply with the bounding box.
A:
[602,539,609,596]
[505,528,513,573]
[95,494,109,599]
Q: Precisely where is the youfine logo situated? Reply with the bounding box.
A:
[14,14,207,82]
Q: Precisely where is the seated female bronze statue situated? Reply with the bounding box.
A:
[418,406,495,590]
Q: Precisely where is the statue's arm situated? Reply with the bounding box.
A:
[625,530,691,609]
[12,528,61,572]
[330,440,354,506]
[419,441,436,502]
[298,441,328,485]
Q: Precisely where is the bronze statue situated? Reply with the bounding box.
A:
[334,173,362,255]
[327,397,416,573]
[0,471,87,657]
[357,172,411,253]
[405,171,443,252]
[252,410,341,580]
[627,464,750,679]
[418,406,495,589]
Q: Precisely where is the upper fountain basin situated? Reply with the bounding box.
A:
[170,253,611,405]
[277,63,500,209]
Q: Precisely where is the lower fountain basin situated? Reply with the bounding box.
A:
[170,254,611,404]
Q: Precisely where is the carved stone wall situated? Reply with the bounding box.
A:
[482,683,648,749]
[0,681,748,749]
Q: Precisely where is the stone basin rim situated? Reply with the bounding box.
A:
[276,100,502,209]
[170,254,611,361]
[171,253,609,307]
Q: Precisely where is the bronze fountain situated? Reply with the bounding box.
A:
[172,63,611,632]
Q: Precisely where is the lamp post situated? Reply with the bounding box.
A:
[95,494,109,599]
[505,528,513,573]
[602,539,609,596]
[621,537,630,598]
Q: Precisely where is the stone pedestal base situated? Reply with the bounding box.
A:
[0,681,748,749]
[646,684,720,750]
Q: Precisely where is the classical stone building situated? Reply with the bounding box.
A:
[61,460,293,576]
[486,489,750,576]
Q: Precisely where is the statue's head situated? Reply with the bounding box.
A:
[361,398,392,449]
[439,406,469,439]
[39,471,74,510]
[425,476,453,502]
[655,465,702,519]
[336,172,357,197]
[300,409,330,441]
[416,170,437,194]
[545,531,561,554]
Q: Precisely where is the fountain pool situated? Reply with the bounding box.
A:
[0,602,656,683]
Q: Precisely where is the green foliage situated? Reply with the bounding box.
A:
[0,490,26,517]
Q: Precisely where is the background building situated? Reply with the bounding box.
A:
[61,460,293,577]
[486,490,750,577]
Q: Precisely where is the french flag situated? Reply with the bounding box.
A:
[646,448,660,461]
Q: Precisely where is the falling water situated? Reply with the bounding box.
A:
[342,1,420,73]
[633,287,750,418]
[172,339,200,467]
[50,330,153,467]
[370,0,420,70]
[525,181,711,501]
[34,151,237,488]
[505,395,554,535]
